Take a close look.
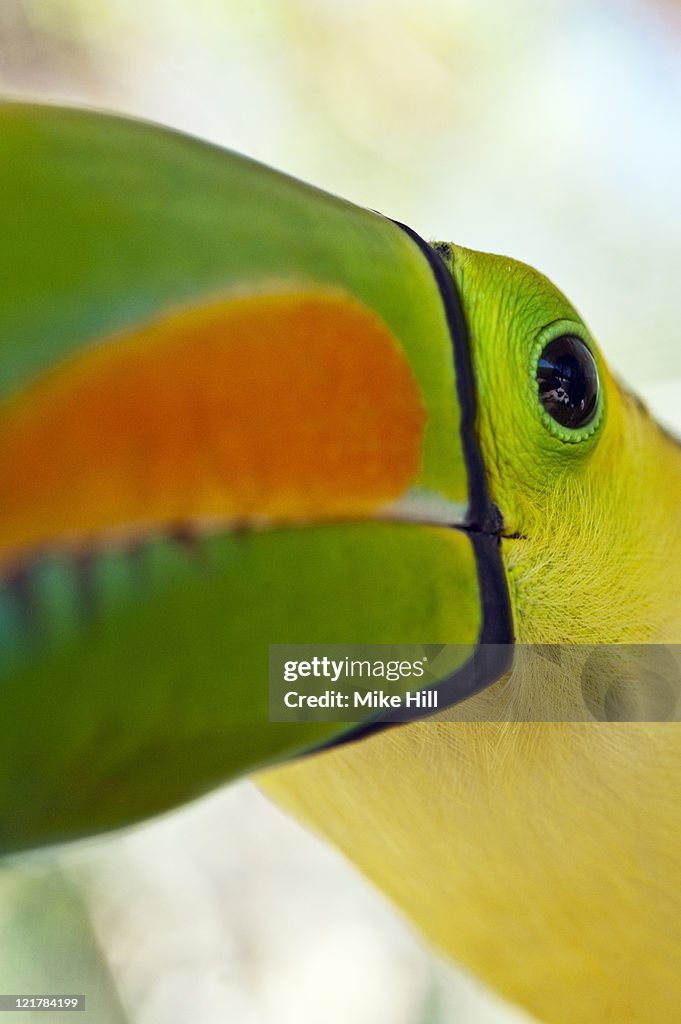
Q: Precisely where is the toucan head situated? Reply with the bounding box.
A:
[1,104,680,854]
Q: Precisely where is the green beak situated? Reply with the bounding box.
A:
[0,105,511,854]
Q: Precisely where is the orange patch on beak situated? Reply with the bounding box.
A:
[0,290,426,561]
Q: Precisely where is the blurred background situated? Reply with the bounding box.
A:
[1,0,680,1021]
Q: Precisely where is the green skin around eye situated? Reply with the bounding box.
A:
[441,246,608,515]
[530,321,604,443]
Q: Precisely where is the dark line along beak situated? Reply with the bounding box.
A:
[321,222,514,744]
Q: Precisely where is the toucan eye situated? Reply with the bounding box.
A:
[536,335,599,429]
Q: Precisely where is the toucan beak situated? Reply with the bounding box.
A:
[0,103,511,855]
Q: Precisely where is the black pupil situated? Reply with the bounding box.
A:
[536,335,599,429]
